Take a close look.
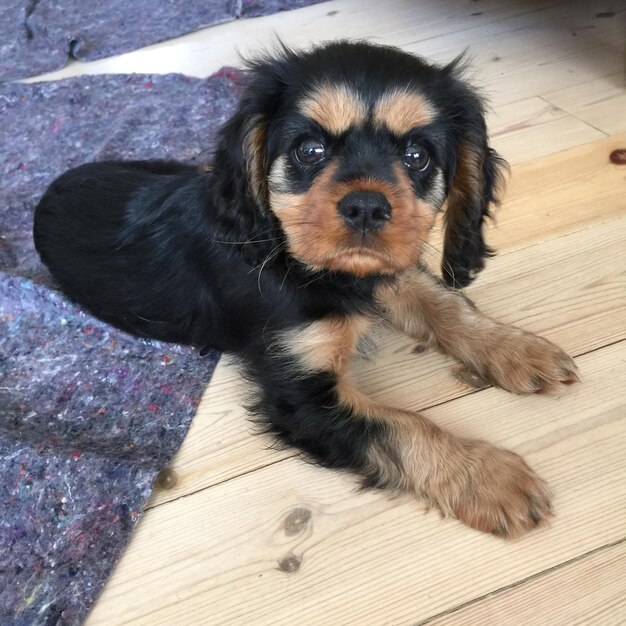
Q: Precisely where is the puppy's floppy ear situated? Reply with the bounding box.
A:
[214,45,308,212]
[241,114,269,207]
[440,61,508,288]
[214,106,269,210]
[209,52,291,261]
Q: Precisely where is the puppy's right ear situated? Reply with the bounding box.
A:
[213,52,292,213]
[211,105,267,210]
[209,54,290,255]
[216,108,269,209]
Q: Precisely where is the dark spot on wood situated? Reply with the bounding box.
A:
[283,507,311,535]
[277,553,301,573]
[471,11,482,16]
[609,148,626,164]
[155,467,178,490]
[492,55,501,62]
[411,343,428,354]
[327,10,338,16]
[454,366,489,390]
[595,11,615,18]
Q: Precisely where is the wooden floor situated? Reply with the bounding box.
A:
[33,0,626,623]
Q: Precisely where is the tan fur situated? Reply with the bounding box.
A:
[299,84,367,135]
[335,376,552,537]
[269,163,437,276]
[376,267,580,395]
[243,115,268,205]
[276,307,557,537]
[277,314,371,374]
[268,155,290,194]
[425,168,447,210]
[373,89,434,135]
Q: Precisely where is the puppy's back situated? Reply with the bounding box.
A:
[33,160,205,341]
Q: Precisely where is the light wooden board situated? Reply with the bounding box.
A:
[429,541,626,626]
[487,96,605,164]
[88,341,626,625]
[148,172,626,509]
[479,132,626,254]
[543,73,626,136]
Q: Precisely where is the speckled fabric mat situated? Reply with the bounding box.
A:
[0,70,244,625]
[0,0,327,81]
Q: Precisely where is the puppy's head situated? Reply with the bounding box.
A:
[216,41,507,286]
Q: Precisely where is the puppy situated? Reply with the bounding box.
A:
[34,41,579,538]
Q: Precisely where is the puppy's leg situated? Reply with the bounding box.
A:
[376,268,579,395]
[252,314,551,537]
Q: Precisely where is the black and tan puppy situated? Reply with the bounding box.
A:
[34,41,579,537]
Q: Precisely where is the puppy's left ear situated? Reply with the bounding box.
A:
[440,69,508,288]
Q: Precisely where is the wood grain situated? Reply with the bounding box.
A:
[543,74,626,136]
[429,541,626,626]
[88,342,626,626]
[487,96,605,165]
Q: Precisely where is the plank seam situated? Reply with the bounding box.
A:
[536,94,610,137]
[415,534,626,625]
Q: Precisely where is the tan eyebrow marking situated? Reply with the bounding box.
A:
[373,89,435,135]
[299,84,367,135]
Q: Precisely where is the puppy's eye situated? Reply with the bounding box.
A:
[295,138,326,165]
[404,144,430,172]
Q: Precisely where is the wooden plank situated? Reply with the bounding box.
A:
[429,541,626,626]
[484,132,626,252]
[87,341,626,625]
[402,2,625,108]
[486,96,605,164]
[149,216,626,508]
[543,73,626,136]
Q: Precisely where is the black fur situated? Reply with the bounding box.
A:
[34,41,505,486]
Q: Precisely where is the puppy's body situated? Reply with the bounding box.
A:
[35,160,378,350]
[34,42,579,538]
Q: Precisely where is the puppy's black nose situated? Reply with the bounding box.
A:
[337,191,391,233]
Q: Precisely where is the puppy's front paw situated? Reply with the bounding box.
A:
[478,328,579,395]
[443,440,553,538]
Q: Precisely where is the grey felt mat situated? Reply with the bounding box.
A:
[0,69,244,625]
[0,0,327,82]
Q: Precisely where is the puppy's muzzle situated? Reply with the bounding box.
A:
[337,191,391,234]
